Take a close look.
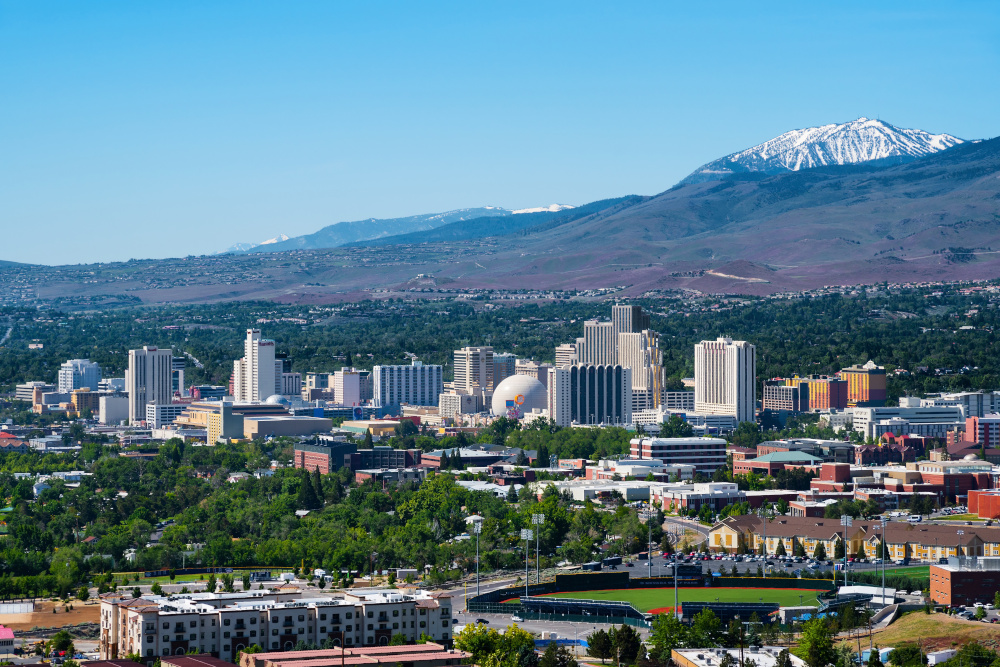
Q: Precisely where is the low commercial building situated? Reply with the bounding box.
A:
[353,468,427,486]
[293,441,358,475]
[244,416,333,440]
[673,648,805,667]
[347,446,422,471]
[930,558,1000,606]
[630,437,728,474]
[651,482,745,513]
[238,643,469,667]
[146,403,190,429]
[733,451,822,476]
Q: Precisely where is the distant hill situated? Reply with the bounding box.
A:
[241,207,514,254]
[680,117,963,185]
[352,197,643,247]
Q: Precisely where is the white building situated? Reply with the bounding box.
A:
[576,320,616,366]
[372,361,443,408]
[334,368,361,405]
[126,346,174,425]
[58,359,102,393]
[852,405,964,438]
[439,392,482,420]
[145,403,188,429]
[99,395,130,425]
[923,391,1000,419]
[554,343,578,367]
[453,346,493,394]
[651,481,745,512]
[281,372,302,398]
[663,391,695,411]
[233,329,281,403]
[694,337,756,423]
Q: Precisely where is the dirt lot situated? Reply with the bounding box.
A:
[0,600,101,632]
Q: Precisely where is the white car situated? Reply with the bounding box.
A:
[511,615,523,622]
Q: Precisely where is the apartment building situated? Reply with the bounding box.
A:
[100,589,455,665]
[694,337,756,423]
[372,361,443,408]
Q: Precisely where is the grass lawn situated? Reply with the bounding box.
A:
[878,565,930,578]
[936,514,984,522]
[843,611,1000,652]
[539,587,823,612]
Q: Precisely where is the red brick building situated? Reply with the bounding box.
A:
[930,562,1000,606]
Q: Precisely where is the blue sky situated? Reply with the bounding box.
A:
[2,1,998,265]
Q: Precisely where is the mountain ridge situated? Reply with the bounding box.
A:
[680,117,964,185]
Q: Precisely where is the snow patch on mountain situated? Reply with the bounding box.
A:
[681,117,964,185]
[512,204,575,214]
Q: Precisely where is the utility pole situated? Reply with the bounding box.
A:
[474,520,482,597]
[758,506,768,579]
[521,529,533,598]
[532,514,544,584]
[840,515,852,588]
[880,518,887,606]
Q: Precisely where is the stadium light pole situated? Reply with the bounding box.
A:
[880,518,887,606]
[474,520,482,597]
[648,502,653,579]
[521,528,533,598]
[840,515,852,588]
[532,514,545,584]
[758,506,768,580]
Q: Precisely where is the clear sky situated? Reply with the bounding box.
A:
[2,1,998,265]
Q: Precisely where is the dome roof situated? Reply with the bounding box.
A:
[491,375,547,416]
[265,394,291,405]
[964,453,979,461]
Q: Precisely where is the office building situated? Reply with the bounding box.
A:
[492,353,516,391]
[347,446,422,471]
[57,359,102,394]
[15,381,55,402]
[925,391,1000,419]
[694,337,756,423]
[789,375,848,411]
[234,330,281,403]
[70,388,101,415]
[172,356,186,396]
[554,343,577,367]
[838,360,887,407]
[453,346,493,394]
[146,403,189,429]
[618,330,663,410]
[547,364,632,427]
[126,346,174,425]
[280,372,301,397]
[332,368,361,405]
[372,361,443,408]
[762,380,807,412]
[575,320,616,366]
[244,416,333,440]
[99,395,129,425]
[514,359,554,390]
[99,377,127,392]
[293,441,358,474]
[189,385,228,400]
[662,391,695,411]
[966,414,1000,448]
[438,392,482,419]
[852,405,964,439]
[612,304,651,340]
[630,436,728,474]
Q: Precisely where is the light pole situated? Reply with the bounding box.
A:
[956,529,965,561]
[521,529,533,598]
[647,502,653,580]
[880,518,887,606]
[532,514,545,584]
[758,506,768,579]
[840,515,852,588]
[474,520,482,597]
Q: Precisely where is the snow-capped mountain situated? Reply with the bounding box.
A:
[512,204,575,214]
[680,117,964,185]
[217,234,288,255]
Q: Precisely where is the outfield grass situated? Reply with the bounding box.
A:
[539,587,822,612]
[879,565,930,578]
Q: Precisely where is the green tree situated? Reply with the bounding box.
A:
[887,646,925,667]
[776,499,789,515]
[221,573,235,593]
[813,543,827,560]
[242,572,251,591]
[76,586,90,601]
[455,623,499,664]
[798,618,834,667]
[206,573,217,592]
[609,625,641,664]
[834,538,845,560]
[389,633,408,646]
[586,629,613,664]
[649,612,687,660]
[363,431,373,448]
[311,467,324,504]
[540,642,578,667]
[150,582,164,596]
[775,649,793,667]
[775,540,787,557]
[794,540,806,558]
[507,484,518,503]
[689,609,723,648]
[868,646,884,667]
[48,630,75,655]
[661,415,695,438]
[975,606,987,621]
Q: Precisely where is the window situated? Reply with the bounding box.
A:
[190,621,197,628]
[367,612,373,618]
[224,632,231,639]
[224,619,231,626]
[163,623,171,629]
[224,646,230,652]
[201,633,205,639]
[212,620,217,626]
[251,618,257,625]
[146,650,153,657]
[251,631,257,637]
[190,634,196,641]
[419,622,426,628]
[367,624,373,631]
[212,632,216,639]
[162,636,169,642]
[298,615,305,622]
[272,630,278,636]
[146,636,153,644]
[419,609,426,616]
[392,610,399,617]
[272,617,278,623]
[162,649,170,656]
[272,643,279,649]
[346,613,353,619]
[298,628,304,635]
[320,627,326,633]
[392,623,398,630]
[200,620,205,627]
[320,614,327,621]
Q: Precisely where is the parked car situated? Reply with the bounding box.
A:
[476,618,490,625]
[511,615,523,622]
